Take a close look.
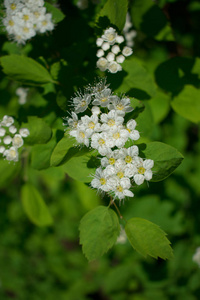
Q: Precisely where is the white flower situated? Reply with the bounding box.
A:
[76,0,88,10]
[101,42,110,51]
[96,37,103,47]
[92,88,112,107]
[91,132,114,156]
[12,134,24,148]
[3,135,12,145]
[116,35,124,44]
[109,126,129,148]
[91,106,101,115]
[100,110,124,131]
[0,128,6,137]
[0,146,5,154]
[96,57,108,71]
[3,146,19,162]
[73,94,91,113]
[133,157,154,185]
[102,27,117,45]
[19,128,30,137]
[100,149,120,167]
[70,127,90,147]
[116,55,125,64]
[111,45,120,54]
[113,177,134,199]
[80,114,101,136]
[193,247,200,267]
[119,146,139,164]
[66,112,79,129]
[126,119,140,141]
[108,61,122,73]
[106,52,115,62]
[37,13,54,33]
[16,87,28,105]
[122,46,133,57]
[9,125,17,134]
[91,167,113,192]
[1,115,14,127]
[109,97,134,115]
[96,49,104,58]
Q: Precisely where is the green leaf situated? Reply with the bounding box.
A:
[21,183,53,226]
[98,0,128,31]
[0,55,54,85]
[62,151,98,183]
[113,57,157,99]
[171,85,200,123]
[50,135,89,167]
[0,159,20,189]
[125,217,173,259]
[131,0,174,41]
[79,206,120,261]
[149,90,170,124]
[22,116,52,145]
[44,3,65,23]
[74,181,100,210]
[142,141,184,182]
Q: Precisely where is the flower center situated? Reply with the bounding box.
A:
[8,20,14,26]
[113,132,120,139]
[23,15,29,21]
[10,149,17,158]
[34,11,40,18]
[138,167,145,175]
[98,138,105,145]
[100,178,106,185]
[79,132,85,138]
[117,172,124,179]
[125,156,132,163]
[42,20,48,26]
[10,3,16,10]
[23,27,29,33]
[117,185,123,192]
[81,100,86,107]
[101,97,107,102]
[88,121,95,129]
[73,121,78,128]
[108,119,115,126]
[108,158,115,165]
[116,103,124,110]
[108,33,115,42]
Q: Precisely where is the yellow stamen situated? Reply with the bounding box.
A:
[125,156,132,163]
[108,158,115,165]
[79,132,85,138]
[10,3,16,10]
[42,20,48,26]
[108,119,115,126]
[117,172,124,179]
[100,178,106,185]
[8,20,14,26]
[116,103,124,110]
[98,138,105,145]
[23,15,29,21]
[88,121,95,129]
[138,167,145,175]
[101,97,107,102]
[117,185,123,192]
[113,132,120,139]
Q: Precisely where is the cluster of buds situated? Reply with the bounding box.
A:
[64,79,154,200]
[96,27,133,74]
[2,0,54,44]
[16,87,29,105]
[0,115,29,162]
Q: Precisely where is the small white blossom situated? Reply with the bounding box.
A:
[1,115,14,127]
[101,42,110,51]
[109,97,134,115]
[111,45,120,54]
[91,132,114,156]
[116,35,124,44]
[9,125,17,134]
[122,46,133,57]
[73,94,91,113]
[92,88,112,107]
[134,157,154,185]
[108,61,122,74]
[91,167,113,192]
[0,128,6,137]
[102,27,117,45]
[116,55,125,64]
[96,57,108,71]
[3,136,12,145]
[106,52,115,62]
[3,147,19,162]
[96,37,103,47]
[91,106,101,115]
[100,110,124,131]
[19,128,30,137]
[70,127,90,147]
[12,134,24,148]
[0,146,5,154]
[96,49,104,58]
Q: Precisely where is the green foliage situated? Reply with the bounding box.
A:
[131,0,174,41]
[142,141,184,181]
[79,206,120,261]
[98,0,128,30]
[125,217,173,259]
[22,116,52,145]
[171,85,200,123]
[21,183,53,226]
[44,3,65,23]
[0,55,54,85]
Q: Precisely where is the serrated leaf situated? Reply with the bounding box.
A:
[131,0,174,41]
[79,206,120,261]
[21,183,53,226]
[22,116,52,145]
[142,141,184,181]
[171,85,200,123]
[0,55,54,85]
[125,217,173,260]
[97,0,128,31]
[44,3,65,23]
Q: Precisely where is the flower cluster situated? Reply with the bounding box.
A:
[2,0,54,44]
[16,87,29,105]
[65,79,154,200]
[0,115,30,162]
[76,0,100,10]
[123,13,137,48]
[96,27,133,73]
